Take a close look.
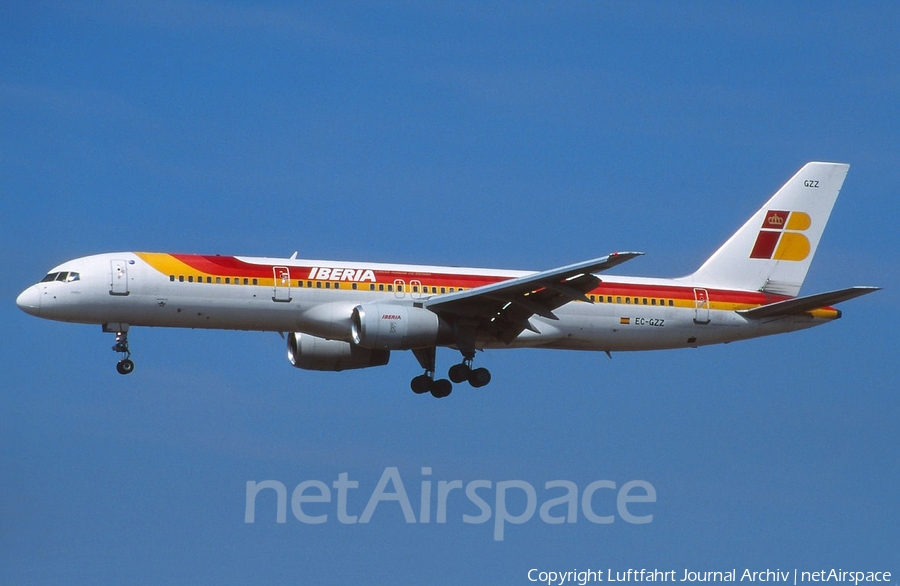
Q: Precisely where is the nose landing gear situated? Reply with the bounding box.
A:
[105,323,134,375]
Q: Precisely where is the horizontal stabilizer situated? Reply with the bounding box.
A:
[737,286,880,319]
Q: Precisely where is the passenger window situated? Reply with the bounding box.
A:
[225,277,230,284]
[668,299,674,306]
[216,277,221,284]
[179,276,185,282]
[170,275,175,282]
[625,297,631,304]
[616,296,621,303]
[387,285,393,292]
[378,284,384,291]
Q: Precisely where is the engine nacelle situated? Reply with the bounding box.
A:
[287,332,389,371]
[351,303,453,350]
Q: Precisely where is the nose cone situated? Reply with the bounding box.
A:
[16,285,41,316]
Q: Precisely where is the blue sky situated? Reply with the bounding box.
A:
[2,2,898,584]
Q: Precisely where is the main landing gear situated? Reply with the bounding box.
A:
[410,348,491,399]
[448,355,491,388]
[105,324,134,375]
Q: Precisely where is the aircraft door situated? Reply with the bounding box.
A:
[273,266,292,302]
[693,288,710,324]
[110,259,129,296]
[394,279,406,299]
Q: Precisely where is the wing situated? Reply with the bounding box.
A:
[736,286,880,319]
[424,252,643,344]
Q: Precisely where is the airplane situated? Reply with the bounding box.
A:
[16,162,879,398]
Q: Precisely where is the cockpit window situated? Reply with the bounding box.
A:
[40,271,80,283]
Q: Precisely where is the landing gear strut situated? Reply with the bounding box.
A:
[106,324,134,375]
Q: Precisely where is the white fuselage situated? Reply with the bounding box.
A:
[17,251,832,353]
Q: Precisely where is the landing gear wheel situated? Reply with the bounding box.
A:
[468,367,491,388]
[430,379,452,399]
[116,359,135,375]
[410,374,432,395]
[448,363,471,384]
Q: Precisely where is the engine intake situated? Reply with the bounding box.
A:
[287,332,389,371]
[351,303,453,350]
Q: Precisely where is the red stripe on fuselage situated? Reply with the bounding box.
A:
[166,254,790,306]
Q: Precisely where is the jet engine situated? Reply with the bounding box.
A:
[287,332,389,371]
[351,303,454,350]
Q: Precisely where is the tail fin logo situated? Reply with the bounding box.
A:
[749,210,811,261]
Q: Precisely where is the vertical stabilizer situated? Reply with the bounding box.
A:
[689,162,849,297]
